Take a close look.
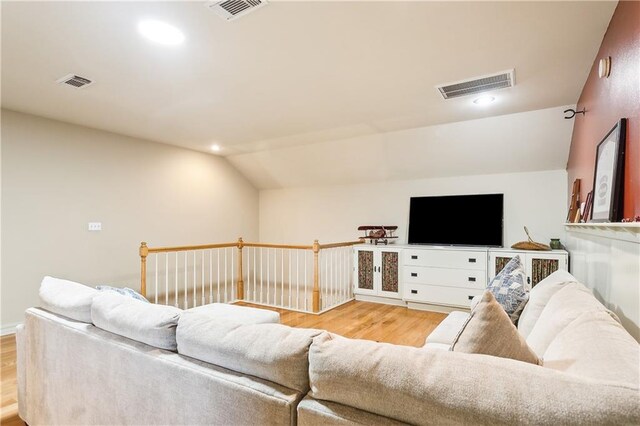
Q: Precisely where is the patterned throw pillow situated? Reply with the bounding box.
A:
[487,255,528,324]
[96,285,149,303]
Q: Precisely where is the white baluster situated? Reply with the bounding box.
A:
[296,250,300,310]
[267,248,270,305]
[154,255,158,304]
[193,251,197,307]
[231,247,235,302]
[202,251,205,306]
[184,252,188,309]
[209,250,213,304]
[165,253,169,305]
[281,248,284,307]
[288,250,292,308]
[224,248,228,303]
[217,250,220,303]
[260,247,264,304]
[174,253,178,307]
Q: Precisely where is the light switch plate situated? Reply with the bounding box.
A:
[88,222,102,231]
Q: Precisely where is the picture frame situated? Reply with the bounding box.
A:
[590,119,626,222]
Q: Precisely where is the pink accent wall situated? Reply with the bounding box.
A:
[567,0,640,219]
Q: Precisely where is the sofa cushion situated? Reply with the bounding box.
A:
[543,310,639,388]
[451,291,540,364]
[526,282,608,357]
[176,311,323,393]
[518,269,578,338]
[423,311,469,347]
[91,292,182,350]
[308,333,640,425]
[186,303,280,324]
[39,276,98,323]
[487,255,529,323]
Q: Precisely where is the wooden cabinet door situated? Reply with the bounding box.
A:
[526,254,564,288]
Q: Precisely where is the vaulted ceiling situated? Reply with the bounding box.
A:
[2,1,615,157]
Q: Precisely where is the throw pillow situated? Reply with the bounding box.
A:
[487,255,528,323]
[96,285,149,303]
[451,291,540,365]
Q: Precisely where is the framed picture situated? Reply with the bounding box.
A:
[591,119,626,222]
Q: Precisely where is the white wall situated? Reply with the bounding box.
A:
[259,170,568,248]
[565,229,640,341]
[228,106,575,190]
[1,110,258,330]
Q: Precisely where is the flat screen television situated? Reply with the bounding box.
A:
[408,194,504,247]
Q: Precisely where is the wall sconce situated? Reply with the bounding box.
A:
[598,56,611,78]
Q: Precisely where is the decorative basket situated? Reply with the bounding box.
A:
[511,227,551,251]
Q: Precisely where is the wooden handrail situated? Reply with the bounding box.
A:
[318,239,365,250]
[140,237,365,310]
[242,242,314,250]
[146,242,238,254]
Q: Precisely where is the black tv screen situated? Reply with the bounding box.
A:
[408,194,504,247]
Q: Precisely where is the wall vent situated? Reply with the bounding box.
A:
[56,74,94,89]
[206,0,267,21]
[436,69,515,100]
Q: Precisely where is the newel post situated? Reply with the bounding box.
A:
[237,237,244,300]
[139,242,149,298]
[312,240,320,313]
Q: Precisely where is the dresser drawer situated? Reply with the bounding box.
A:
[404,283,483,308]
[403,249,487,269]
[404,266,486,289]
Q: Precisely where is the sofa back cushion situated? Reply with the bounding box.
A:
[91,292,182,350]
[176,311,323,393]
[525,282,608,357]
[451,291,540,365]
[39,276,98,323]
[307,333,640,425]
[518,269,578,338]
[543,310,639,388]
[186,303,280,324]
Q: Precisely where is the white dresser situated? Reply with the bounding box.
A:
[402,247,487,309]
[353,244,569,310]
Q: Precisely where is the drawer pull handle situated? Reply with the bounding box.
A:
[468,295,474,300]
[411,272,418,277]
[468,277,476,282]
[468,258,477,263]
[411,289,418,294]
[411,255,418,260]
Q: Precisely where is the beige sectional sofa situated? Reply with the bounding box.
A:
[17,272,640,425]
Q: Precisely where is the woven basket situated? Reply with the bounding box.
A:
[511,227,551,251]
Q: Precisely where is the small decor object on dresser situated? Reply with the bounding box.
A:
[591,119,626,222]
[357,225,398,245]
[487,255,529,324]
[511,226,551,251]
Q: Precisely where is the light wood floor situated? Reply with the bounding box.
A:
[0,300,445,425]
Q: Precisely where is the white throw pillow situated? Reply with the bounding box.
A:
[517,269,578,338]
[91,292,182,350]
[543,310,639,388]
[525,282,608,357]
[39,276,98,323]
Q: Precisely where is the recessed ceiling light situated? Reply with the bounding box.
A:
[138,20,185,46]
[210,144,221,152]
[473,96,495,106]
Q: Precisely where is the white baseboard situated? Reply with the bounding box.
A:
[355,294,407,306]
[1,322,20,336]
[406,301,469,314]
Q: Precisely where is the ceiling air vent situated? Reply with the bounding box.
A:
[436,69,515,100]
[56,74,94,89]
[206,0,267,21]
